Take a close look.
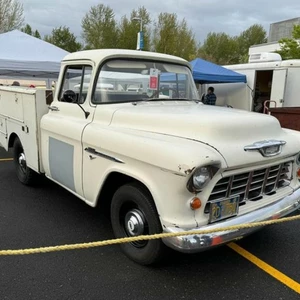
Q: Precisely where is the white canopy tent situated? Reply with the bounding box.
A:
[0,30,69,85]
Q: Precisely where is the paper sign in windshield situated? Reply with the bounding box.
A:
[149,68,159,89]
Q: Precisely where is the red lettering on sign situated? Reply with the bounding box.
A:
[150,76,158,89]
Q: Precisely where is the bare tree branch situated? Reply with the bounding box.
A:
[0,0,24,33]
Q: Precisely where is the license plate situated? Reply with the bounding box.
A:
[209,196,240,223]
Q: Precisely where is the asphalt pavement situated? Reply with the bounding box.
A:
[0,147,299,300]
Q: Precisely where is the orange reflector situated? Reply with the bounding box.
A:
[211,236,223,246]
[272,214,280,220]
[190,197,202,210]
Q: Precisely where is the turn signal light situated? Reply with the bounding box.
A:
[211,236,223,246]
[190,197,202,210]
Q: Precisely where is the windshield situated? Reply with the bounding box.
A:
[92,59,200,104]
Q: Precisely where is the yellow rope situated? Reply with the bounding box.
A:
[0,214,299,256]
[0,158,13,162]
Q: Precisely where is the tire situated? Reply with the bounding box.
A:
[13,137,37,185]
[110,183,167,265]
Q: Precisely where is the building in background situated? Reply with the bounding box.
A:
[249,17,300,56]
[268,17,300,42]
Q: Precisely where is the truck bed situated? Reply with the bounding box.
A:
[0,86,51,173]
[269,107,300,131]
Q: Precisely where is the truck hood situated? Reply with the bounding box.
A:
[110,102,299,167]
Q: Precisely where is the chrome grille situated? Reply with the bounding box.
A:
[208,162,292,203]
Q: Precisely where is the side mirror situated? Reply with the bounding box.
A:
[63,90,77,103]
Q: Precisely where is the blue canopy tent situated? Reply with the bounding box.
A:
[190,58,246,84]
[159,58,246,84]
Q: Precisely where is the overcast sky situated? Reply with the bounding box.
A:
[19,0,300,43]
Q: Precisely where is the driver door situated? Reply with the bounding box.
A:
[40,62,95,198]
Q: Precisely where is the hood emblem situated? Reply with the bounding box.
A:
[244,140,286,157]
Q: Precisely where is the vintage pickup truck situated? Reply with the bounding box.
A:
[1,49,300,265]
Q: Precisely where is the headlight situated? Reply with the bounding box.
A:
[187,165,219,193]
[193,167,211,189]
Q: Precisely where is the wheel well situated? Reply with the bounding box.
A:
[8,133,18,148]
[96,172,153,215]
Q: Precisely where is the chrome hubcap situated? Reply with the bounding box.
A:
[18,153,27,173]
[124,209,145,236]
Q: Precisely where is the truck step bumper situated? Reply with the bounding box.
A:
[162,188,300,253]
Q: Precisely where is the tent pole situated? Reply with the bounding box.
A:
[46,78,51,89]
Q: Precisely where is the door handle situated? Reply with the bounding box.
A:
[49,106,59,111]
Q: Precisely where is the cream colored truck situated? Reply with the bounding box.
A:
[1,49,300,265]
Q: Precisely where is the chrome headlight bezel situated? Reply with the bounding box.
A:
[187,164,219,193]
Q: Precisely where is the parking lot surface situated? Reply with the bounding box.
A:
[0,147,299,300]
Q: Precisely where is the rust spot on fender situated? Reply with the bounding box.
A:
[160,168,186,177]
[178,164,195,175]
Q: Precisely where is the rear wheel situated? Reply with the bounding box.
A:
[13,137,37,185]
[110,183,167,265]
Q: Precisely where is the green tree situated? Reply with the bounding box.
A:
[21,23,32,35]
[0,0,24,33]
[152,13,197,60]
[33,29,41,39]
[44,26,82,52]
[277,24,300,59]
[237,24,267,63]
[21,23,41,39]
[197,24,267,64]
[176,18,197,61]
[153,13,178,55]
[117,15,135,49]
[117,6,151,50]
[81,4,118,49]
[197,32,239,65]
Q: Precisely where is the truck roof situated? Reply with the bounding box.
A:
[62,49,191,68]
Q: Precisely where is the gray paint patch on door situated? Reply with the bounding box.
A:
[49,137,75,192]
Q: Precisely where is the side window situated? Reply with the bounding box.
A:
[59,65,92,104]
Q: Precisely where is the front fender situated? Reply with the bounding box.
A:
[84,126,227,176]
[82,127,227,228]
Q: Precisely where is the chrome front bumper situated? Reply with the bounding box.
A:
[162,188,300,253]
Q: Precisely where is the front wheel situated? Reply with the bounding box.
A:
[110,183,167,265]
[13,137,37,185]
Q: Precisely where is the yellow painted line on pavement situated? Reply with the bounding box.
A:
[0,158,13,162]
[228,242,300,295]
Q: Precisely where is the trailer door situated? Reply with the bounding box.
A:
[270,69,288,108]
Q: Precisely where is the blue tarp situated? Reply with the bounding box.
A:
[190,58,247,84]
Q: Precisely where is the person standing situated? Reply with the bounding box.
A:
[203,86,217,105]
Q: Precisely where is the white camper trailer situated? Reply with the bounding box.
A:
[212,53,300,113]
